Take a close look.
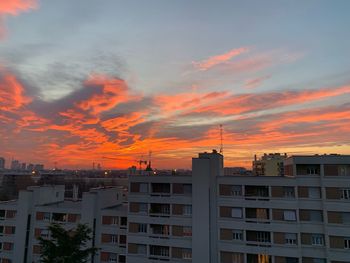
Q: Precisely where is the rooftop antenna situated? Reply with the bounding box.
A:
[146,151,153,172]
[219,124,223,154]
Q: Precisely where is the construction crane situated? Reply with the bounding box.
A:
[102,156,148,171]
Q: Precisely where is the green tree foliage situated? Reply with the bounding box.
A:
[38,223,98,263]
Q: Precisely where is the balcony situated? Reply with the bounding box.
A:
[245,208,270,224]
[151,183,171,196]
[149,245,170,260]
[245,186,269,201]
[149,204,170,217]
[150,224,170,239]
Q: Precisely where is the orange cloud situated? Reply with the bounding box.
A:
[154,91,228,116]
[0,0,37,15]
[75,74,130,115]
[0,0,38,39]
[1,66,350,170]
[194,85,350,115]
[0,70,31,112]
[192,47,249,71]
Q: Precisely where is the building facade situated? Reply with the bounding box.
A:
[0,152,349,263]
[0,185,128,263]
[253,153,288,176]
[127,152,350,263]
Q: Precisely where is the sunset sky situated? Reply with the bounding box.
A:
[1,0,350,169]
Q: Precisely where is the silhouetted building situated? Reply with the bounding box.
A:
[10,160,20,170]
[0,157,5,170]
[33,164,44,171]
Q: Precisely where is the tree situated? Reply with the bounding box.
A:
[38,223,98,263]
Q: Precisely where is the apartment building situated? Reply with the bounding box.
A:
[127,151,350,263]
[0,185,128,263]
[1,152,349,263]
[253,153,288,176]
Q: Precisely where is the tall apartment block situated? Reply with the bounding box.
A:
[0,151,349,263]
[0,185,128,263]
[127,151,350,263]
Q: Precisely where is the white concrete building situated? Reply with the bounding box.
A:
[0,185,128,263]
[1,152,350,263]
[127,151,350,263]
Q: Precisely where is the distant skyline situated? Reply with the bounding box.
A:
[1,0,350,169]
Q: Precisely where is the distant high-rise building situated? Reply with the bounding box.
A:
[27,163,34,171]
[0,157,5,169]
[252,153,287,176]
[10,160,20,170]
[21,163,26,171]
[34,164,44,171]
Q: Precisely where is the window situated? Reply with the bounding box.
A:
[43,212,50,221]
[120,217,127,227]
[231,185,242,196]
[109,253,117,262]
[52,213,66,222]
[138,224,147,233]
[245,186,269,197]
[0,226,3,235]
[312,234,324,246]
[182,248,192,259]
[309,187,321,199]
[139,203,148,213]
[341,189,350,200]
[231,208,242,218]
[283,210,296,221]
[283,187,295,198]
[183,205,192,216]
[137,244,147,255]
[307,167,318,175]
[256,231,270,243]
[0,242,2,251]
[232,230,243,240]
[256,208,269,220]
[111,235,118,243]
[111,216,118,225]
[312,259,326,263]
[150,245,169,257]
[139,183,148,193]
[343,212,350,223]
[6,210,16,219]
[345,238,350,249]
[285,233,297,245]
[183,184,192,194]
[285,258,298,263]
[118,255,126,263]
[232,253,243,263]
[310,211,323,222]
[339,165,349,176]
[0,210,5,219]
[183,226,192,237]
[41,229,49,238]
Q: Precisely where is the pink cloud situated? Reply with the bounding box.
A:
[192,47,249,71]
[244,75,271,89]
